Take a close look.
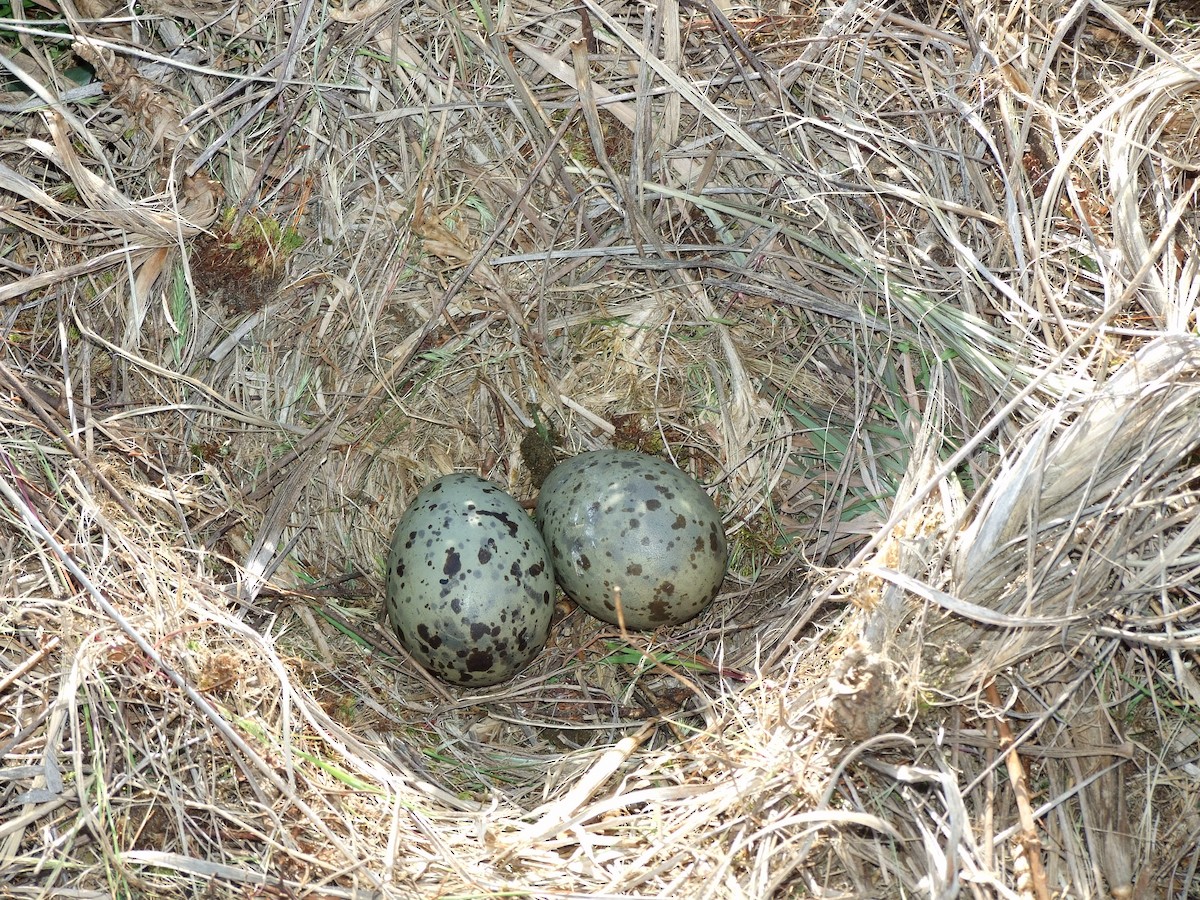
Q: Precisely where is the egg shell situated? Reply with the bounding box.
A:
[536,450,728,629]
[385,473,554,687]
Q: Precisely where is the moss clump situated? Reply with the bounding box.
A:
[520,412,561,489]
[190,209,302,313]
[610,413,665,455]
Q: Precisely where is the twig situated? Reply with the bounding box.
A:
[985,682,1051,900]
[0,636,60,696]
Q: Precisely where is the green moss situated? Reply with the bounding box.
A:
[190,209,303,312]
[520,410,560,489]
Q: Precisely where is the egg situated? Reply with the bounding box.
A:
[385,473,554,686]
[536,450,728,629]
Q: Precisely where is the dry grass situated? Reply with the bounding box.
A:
[3,0,1200,896]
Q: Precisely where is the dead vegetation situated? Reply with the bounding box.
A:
[2,0,1200,896]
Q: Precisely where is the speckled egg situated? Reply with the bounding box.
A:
[385,473,554,687]
[536,450,728,629]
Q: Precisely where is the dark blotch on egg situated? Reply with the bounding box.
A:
[465,649,494,673]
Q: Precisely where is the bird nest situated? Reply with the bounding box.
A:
[3,0,1200,896]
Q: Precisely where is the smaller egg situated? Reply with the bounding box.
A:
[536,450,728,629]
[385,473,554,686]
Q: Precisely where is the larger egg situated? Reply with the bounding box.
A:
[536,450,728,629]
[385,473,554,686]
